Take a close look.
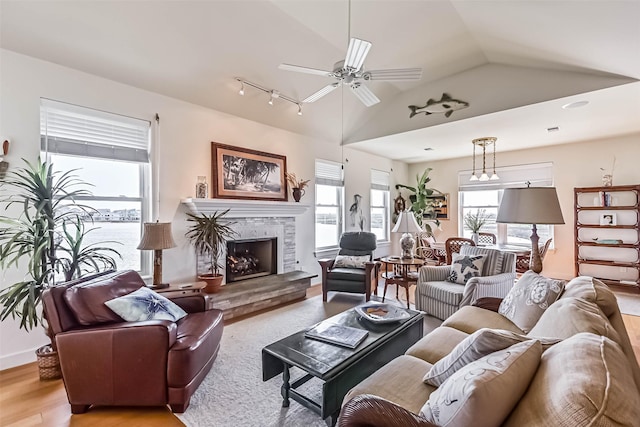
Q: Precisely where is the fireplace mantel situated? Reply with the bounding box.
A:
[181,198,310,218]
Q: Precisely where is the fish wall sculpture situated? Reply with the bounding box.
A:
[408,93,469,118]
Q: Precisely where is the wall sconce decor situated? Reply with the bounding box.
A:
[235,78,302,116]
[470,137,499,182]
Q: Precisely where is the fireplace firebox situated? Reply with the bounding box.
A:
[226,238,277,283]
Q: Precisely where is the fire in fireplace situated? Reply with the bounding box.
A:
[226,238,277,283]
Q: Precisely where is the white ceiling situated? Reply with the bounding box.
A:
[1,0,639,162]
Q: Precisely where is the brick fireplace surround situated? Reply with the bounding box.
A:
[181,198,315,318]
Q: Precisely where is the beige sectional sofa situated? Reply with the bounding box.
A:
[339,276,640,426]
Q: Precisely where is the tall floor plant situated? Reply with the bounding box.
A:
[0,158,119,331]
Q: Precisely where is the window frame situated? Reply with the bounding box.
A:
[314,159,345,251]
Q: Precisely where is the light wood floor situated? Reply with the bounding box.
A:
[1,284,639,427]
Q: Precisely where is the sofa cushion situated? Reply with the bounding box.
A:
[528,297,621,344]
[504,333,640,427]
[446,253,485,284]
[560,276,619,317]
[460,245,516,276]
[405,326,469,364]
[342,355,436,415]
[327,267,366,282]
[64,269,145,325]
[424,328,560,387]
[498,271,565,333]
[421,339,542,427]
[420,281,464,306]
[442,306,524,335]
[105,287,187,322]
[333,254,370,269]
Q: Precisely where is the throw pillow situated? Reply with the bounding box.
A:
[446,253,486,284]
[420,340,543,427]
[105,286,187,322]
[424,327,560,386]
[498,271,565,333]
[333,254,370,269]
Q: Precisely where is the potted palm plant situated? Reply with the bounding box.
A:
[463,209,489,244]
[186,209,237,293]
[0,158,120,380]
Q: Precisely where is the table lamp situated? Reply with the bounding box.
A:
[392,210,423,259]
[496,186,564,273]
[137,221,177,289]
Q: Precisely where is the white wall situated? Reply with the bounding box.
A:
[0,49,408,369]
[407,135,640,280]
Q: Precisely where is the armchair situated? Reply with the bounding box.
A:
[319,231,380,302]
[415,246,516,320]
[42,269,224,414]
[444,237,475,264]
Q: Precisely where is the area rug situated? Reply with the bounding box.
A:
[176,292,439,427]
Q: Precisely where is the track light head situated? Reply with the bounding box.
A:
[297,104,303,116]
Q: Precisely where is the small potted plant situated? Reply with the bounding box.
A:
[186,209,237,293]
[285,172,310,202]
[463,209,489,244]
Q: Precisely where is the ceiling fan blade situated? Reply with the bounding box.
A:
[302,83,340,103]
[349,83,380,107]
[363,68,423,81]
[344,38,372,72]
[278,63,333,77]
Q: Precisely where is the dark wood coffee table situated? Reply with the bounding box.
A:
[262,306,424,425]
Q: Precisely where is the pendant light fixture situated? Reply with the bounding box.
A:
[470,137,499,182]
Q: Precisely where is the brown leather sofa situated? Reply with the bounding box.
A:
[42,269,224,414]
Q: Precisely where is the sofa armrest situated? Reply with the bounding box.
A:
[170,295,206,313]
[418,265,450,282]
[472,297,504,312]
[338,394,437,427]
[460,272,516,307]
[318,258,335,271]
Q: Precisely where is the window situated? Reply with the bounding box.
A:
[40,99,151,275]
[370,169,390,241]
[315,159,344,249]
[458,163,554,246]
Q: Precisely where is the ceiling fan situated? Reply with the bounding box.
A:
[279,37,422,107]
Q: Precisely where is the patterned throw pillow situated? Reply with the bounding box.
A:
[446,253,486,284]
[424,328,560,386]
[105,286,187,322]
[420,340,543,427]
[333,254,370,269]
[498,271,565,333]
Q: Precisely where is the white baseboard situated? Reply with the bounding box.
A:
[0,347,38,371]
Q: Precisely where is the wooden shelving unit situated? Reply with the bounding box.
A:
[574,185,640,291]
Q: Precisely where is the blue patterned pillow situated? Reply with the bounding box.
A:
[447,253,486,284]
[104,287,187,322]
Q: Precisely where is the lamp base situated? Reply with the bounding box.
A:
[399,232,416,259]
[530,224,543,274]
[149,283,170,290]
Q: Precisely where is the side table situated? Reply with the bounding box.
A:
[380,257,425,309]
[153,281,206,299]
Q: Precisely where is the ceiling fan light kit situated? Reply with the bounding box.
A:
[235,78,302,116]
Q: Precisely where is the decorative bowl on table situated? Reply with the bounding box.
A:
[355,302,411,324]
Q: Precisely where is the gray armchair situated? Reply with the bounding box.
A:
[415,245,516,320]
[319,232,380,302]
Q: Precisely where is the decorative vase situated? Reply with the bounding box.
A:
[471,232,479,245]
[602,174,613,187]
[292,187,305,202]
[195,176,208,198]
[198,274,224,293]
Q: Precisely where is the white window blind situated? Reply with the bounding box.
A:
[40,98,150,163]
[458,162,554,191]
[371,169,390,191]
[315,159,344,186]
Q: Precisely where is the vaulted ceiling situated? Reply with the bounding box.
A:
[1,0,639,162]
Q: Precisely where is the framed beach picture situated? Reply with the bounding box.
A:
[211,142,287,201]
[599,213,617,226]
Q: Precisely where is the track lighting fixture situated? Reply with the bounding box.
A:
[235,78,301,116]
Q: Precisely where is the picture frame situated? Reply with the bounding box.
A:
[600,213,617,226]
[211,142,287,201]
[426,193,449,220]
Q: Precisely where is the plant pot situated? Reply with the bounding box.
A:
[36,344,62,381]
[198,274,224,293]
[471,232,479,245]
[292,187,305,202]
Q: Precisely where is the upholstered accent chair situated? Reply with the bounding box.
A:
[319,231,380,302]
[444,237,475,264]
[477,232,497,245]
[516,238,553,274]
[415,246,516,320]
[42,269,224,414]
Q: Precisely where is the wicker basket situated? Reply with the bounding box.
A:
[36,344,62,380]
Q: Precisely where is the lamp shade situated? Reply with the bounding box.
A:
[497,187,565,225]
[137,222,177,250]
[392,210,423,233]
